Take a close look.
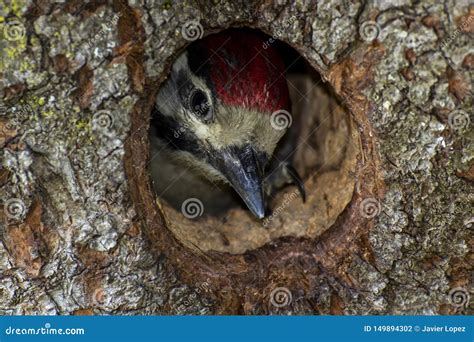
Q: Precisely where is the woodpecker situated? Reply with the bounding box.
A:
[150,29,305,219]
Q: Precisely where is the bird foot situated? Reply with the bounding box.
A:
[264,161,306,204]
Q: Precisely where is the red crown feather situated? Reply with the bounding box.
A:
[195,30,290,114]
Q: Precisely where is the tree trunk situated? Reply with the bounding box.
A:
[0,0,472,315]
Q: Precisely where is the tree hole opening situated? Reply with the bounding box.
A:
[148,28,359,255]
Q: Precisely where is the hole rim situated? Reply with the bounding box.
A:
[123,24,384,305]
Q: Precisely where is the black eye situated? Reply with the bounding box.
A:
[189,89,212,121]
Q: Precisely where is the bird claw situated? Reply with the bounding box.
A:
[263,161,306,203]
[282,163,306,202]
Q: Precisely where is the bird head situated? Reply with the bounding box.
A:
[152,30,290,219]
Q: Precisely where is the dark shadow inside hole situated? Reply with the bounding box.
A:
[149,28,338,219]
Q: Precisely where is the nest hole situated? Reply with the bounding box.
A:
[149,28,359,255]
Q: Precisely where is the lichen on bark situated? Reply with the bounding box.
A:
[0,0,472,315]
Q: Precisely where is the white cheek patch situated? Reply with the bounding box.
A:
[191,120,226,150]
[191,105,286,155]
[194,122,212,140]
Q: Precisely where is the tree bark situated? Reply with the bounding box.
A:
[0,0,472,315]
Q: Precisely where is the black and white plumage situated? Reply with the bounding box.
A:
[149,29,305,219]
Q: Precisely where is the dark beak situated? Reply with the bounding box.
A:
[216,146,266,219]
